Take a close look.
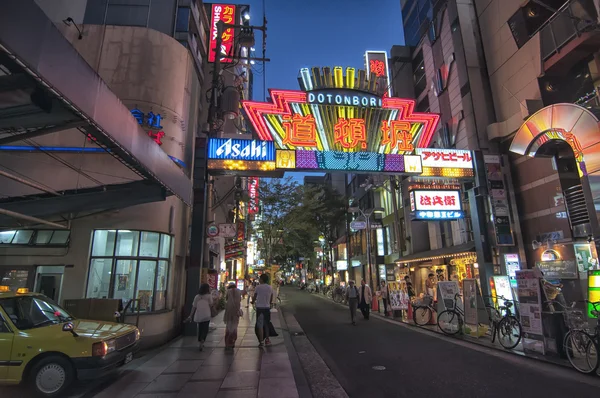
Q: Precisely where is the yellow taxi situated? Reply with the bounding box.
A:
[0,286,140,397]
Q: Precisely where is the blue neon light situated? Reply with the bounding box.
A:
[415,210,464,220]
[0,146,187,168]
[208,138,275,161]
[0,146,106,153]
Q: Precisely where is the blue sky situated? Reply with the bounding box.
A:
[233,0,405,182]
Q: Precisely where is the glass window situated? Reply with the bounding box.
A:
[49,230,70,245]
[175,7,190,32]
[0,231,15,244]
[0,269,30,291]
[155,260,168,311]
[139,232,160,257]
[113,260,137,303]
[12,230,33,244]
[87,230,172,312]
[115,230,140,256]
[34,230,53,245]
[136,261,156,312]
[159,234,171,259]
[105,4,149,27]
[87,259,113,299]
[91,230,116,256]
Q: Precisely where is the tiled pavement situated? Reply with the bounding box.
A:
[93,308,300,398]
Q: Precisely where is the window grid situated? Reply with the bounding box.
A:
[0,229,71,246]
[87,229,172,312]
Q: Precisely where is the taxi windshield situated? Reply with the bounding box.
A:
[0,295,74,330]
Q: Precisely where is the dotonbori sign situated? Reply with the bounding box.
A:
[206,53,441,175]
[307,90,383,108]
[248,177,259,214]
[209,4,236,63]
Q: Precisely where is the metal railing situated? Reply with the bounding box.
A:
[540,0,599,61]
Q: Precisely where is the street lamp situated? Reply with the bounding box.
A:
[349,206,384,288]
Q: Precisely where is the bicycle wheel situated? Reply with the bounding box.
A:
[413,306,432,326]
[564,330,599,374]
[437,310,462,335]
[497,316,522,349]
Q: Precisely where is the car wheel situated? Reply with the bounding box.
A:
[29,355,75,397]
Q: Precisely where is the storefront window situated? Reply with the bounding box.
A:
[86,230,172,312]
[0,229,71,246]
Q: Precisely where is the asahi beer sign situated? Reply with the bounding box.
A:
[208,138,276,161]
[248,177,259,214]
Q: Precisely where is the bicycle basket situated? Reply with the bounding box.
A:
[563,307,586,330]
[421,295,433,306]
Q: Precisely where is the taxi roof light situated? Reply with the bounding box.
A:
[16,288,29,294]
[0,286,9,292]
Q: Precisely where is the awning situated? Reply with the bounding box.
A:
[0,1,192,205]
[395,242,476,264]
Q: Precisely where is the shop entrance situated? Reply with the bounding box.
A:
[33,266,64,303]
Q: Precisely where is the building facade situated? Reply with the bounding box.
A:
[478,0,600,302]
[0,1,211,347]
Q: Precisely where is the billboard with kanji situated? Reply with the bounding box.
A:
[207,55,446,175]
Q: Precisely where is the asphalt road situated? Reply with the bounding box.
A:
[281,286,600,398]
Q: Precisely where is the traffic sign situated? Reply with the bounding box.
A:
[350,220,367,230]
[207,224,219,237]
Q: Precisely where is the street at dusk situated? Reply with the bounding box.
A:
[2,0,600,397]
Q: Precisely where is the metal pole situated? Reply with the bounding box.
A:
[389,176,403,253]
[0,208,66,229]
[0,169,61,196]
[365,210,371,287]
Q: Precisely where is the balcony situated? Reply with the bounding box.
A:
[540,0,600,74]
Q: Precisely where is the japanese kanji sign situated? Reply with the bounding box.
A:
[411,190,462,212]
[209,4,236,63]
[365,51,391,97]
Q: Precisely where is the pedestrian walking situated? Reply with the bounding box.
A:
[359,280,372,320]
[380,280,389,316]
[253,273,273,347]
[345,280,360,325]
[224,282,243,350]
[246,280,256,308]
[185,283,213,351]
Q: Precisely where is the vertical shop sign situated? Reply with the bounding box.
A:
[248,177,260,214]
[515,270,545,354]
[574,243,595,272]
[209,4,236,63]
[237,221,245,241]
[463,279,478,325]
[484,155,515,246]
[365,51,392,97]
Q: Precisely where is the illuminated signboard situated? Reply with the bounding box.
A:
[248,177,259,214]
[208,138,275,161]
[365,51,392,97]
[209,4,236,63]
[415,210,464,220]
[415,148,474,178]
[411,190,462,212]
[207,61,440,175]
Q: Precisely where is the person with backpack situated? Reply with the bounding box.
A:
[345,280,360,325]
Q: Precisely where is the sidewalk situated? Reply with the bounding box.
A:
[93,307,300,398]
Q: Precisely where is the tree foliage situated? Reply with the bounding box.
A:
[253,177,347,273]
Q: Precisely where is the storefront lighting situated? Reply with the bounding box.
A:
[395,251,477,265]
[473,262,479,269]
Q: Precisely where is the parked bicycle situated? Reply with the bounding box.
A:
[412,294,436,326]
[548,299,600,374]
[437,293,465,335]
[484,295,522,349]
[333,286,346,304]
